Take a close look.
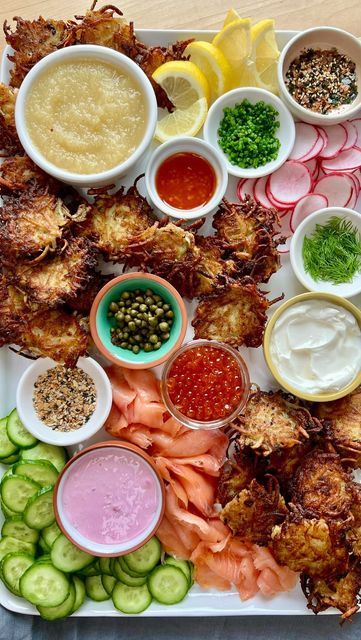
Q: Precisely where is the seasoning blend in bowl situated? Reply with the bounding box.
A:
[54,442,165,556]
[263,293,361,402]
[161,340,250,429]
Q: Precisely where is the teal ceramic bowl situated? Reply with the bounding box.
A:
[89,273,188,369]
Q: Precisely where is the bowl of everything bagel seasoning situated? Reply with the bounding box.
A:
[16,356,112,446]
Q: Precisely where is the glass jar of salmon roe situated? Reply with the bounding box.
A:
[161,340,250,430]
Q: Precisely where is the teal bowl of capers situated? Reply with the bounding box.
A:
[89,273,188,369]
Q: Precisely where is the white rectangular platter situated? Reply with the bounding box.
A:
[1,27,361,617]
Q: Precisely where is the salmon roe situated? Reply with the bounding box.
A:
[166,345,244,422]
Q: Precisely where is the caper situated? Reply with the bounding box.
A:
[110,328,116,334]
[124,314,131,323]
[145,288,153,296]
[159,322,169,333]
[161,332,170,341]
[134,289,141,295]
[121,291,130,300]
[145,296,154,305]
[135,296,144,303]
[157,301,163,308]
[135,318,142,327]
[144,343,153,352]
[149,317,158,327]
[124,300,131,307]
[116,329,123,337]
[150,304,157,312]
[120,342,128,349]
[132,302,140,310]
[132,345,140,354]
[149,334,158,344]
[155,308,164,317]
[153,341,162,350]
[129,337,135,345]
[123,332,129,339]
[141,320,148,328]
[115,312,124,322]
[109,301,119,312]
[141,328,148,336]
[128,321,136,332]
[153,295,161,302]
[139,304,147,313]
[165,310,174,319]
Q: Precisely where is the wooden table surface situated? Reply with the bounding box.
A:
[1,0,360,55]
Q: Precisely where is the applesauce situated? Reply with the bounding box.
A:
[24,58,147,174]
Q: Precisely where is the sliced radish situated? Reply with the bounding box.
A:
[321,147,361,172]
[254,177,273,209]
[350,118,361,149]
[348,172,361,196]
[319,124,347,159]
[299,134,325,162]
[290,194,328,232]
[304,158,317,177]
[289,123,319,161]
[353,169,361,190]
[341,122,358,151]
[314,173,355,207]
[266,181,294,210]
[316,126,328,148]
[268,161,312,204]
[237,178,256,201]
[347,189,358,210]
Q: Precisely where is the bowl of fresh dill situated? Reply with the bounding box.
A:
[290,207,361,299]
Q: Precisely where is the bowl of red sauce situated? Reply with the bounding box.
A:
[145,137,228,220]
[161,340,250,429]
[54,441,165,557]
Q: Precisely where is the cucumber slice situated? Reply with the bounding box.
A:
[112,582,152,614]
[99,557,112,576]
[1,552,34,596]
[51,534,94,573]
[124,537,161,576]
[77,559,101,576]
[0,537,36,562]
[1,516,39,544]
[36,554,52,564]
[113,558,147,587]
[1,474,40,513]
[37,582,75,620]
[118,557,144,577]
[14,460,58,488]
[85,575,110,601]
[0,417,18,459]
[71,575,86,614]
[1,500,16,519]
[101,574,117,595]
[42,521,61,548]
[163,557,192,585]
[1,453,19,465]
[24,487,54,530]
[20,443,67,473]
[20,562,70,607]
[7,409,38,449]
[38,537,50,554]
[148,565,189,605]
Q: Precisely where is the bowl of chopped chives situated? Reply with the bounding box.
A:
[290,207,361,298]
[203,87,295,179]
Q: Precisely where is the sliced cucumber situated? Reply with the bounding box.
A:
[1,453,20,465]
[112,582,152,614]
[20,562,70,607]
[148,565,189,605]
[164,557,192,586]
[118,557,144,578]
[24,487,55,530]
[14,460,58,488]
[77,559,101,576]
[38,537,50,554]
[0,417,18,459]
[71,575,86,614]
[36,554,52,564]
[1,552,34,596]
[0,537,36,562]
[2,516,39,544]
[1,500,16,519]
[7,409,38,449]
[124,537,161,576]
[99,557,112,576]
[51,534,94,573]
[85,575,110,602]
[20,443,67,473]
[113,558,147,587]
[1,474,40,513]
[37,582,75,620]
[101,574,117,596]
[42,521,61,548]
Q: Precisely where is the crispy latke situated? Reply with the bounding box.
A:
[0,276,29,346]
[267,441,315,495]
[235,390,322,457]
[0,83,22,155]
[316,387,361,468]
[301,568,361,620]
[189,236,239,297]
[217,447,258,507]
[0,155,59,194]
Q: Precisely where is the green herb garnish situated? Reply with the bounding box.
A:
[302,216,361,284]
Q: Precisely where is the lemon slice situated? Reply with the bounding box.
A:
[184,41,232,102]
[223,8,242,28]
[251,19,280,93]
[152,61,210,142]
[212,18,252,86]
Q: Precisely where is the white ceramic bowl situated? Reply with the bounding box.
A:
[278,27,361,125]
[15,45,158,188]
[203,87,295,179]
[290,207,361,298]
[16,356,113,446]
[145,136,228,220]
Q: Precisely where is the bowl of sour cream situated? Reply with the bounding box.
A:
[54,442,165,557]
[263,292,361,402]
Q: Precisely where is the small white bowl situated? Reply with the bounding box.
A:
[278,27,361,125]
[203,87,295,179]
[15,45,158,188]
[16,356,112,446]
[290,207,361,298]
[145,136,228,220]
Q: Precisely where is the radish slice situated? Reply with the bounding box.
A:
[347,189,358,210]
[341,122,358,151]
[268,161,312,204]
[299,134,325,162]
[266,181,293,210]
[321,148,361,172]
[290,194,328,232]
[350,118,361,149]
[254,177,273,209]
[289,123,319,161]
[276,211,292,254]
[237,178,256,201]
[316,126,328,148]
[319,124,347,158]
[304,158,317,177]
[348,172,361,196]
[314,173,354,207]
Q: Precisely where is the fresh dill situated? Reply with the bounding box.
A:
[302,216,361,284]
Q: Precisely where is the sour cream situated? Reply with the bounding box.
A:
[270,299,361,394]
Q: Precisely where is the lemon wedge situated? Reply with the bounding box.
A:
[212,18,252,87]
[251,19,280,93]
[223,8,242,27]
[184,41,232,102]
[152,60,210,142]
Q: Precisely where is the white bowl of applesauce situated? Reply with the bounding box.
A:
[15,45,158,187]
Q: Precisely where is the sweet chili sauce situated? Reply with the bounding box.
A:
[166,345,244,422]
[155,152,217,210]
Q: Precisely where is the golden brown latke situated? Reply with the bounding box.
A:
[220,475,288,546]
[0,83,22,155]
[234,390,322,457]
[316,387,361,468]
[290,449,353,523]
[267,442,314,495]
[192,282,275,348]
[217,447,258,507]
[301,567,361,620]
[190,236,239,297]
[0,276,30,347]
[0,155,59,194]
[9,237,98,307]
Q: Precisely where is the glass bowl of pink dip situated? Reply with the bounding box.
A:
[54,441,165,557]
